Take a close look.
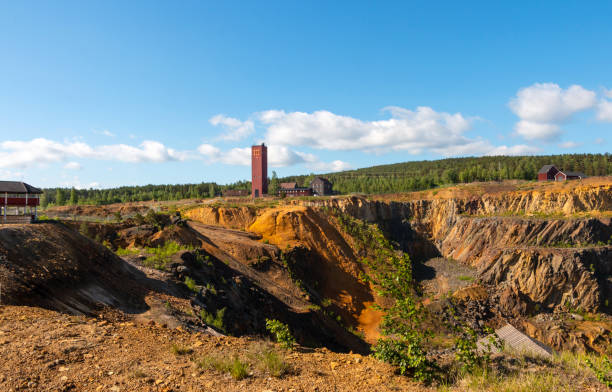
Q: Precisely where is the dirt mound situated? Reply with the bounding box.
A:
[149,224,203,248]
[0,305,423,392]
[0,222,150,314]
[184,206,258,229]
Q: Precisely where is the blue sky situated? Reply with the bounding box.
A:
[0,1,611,188]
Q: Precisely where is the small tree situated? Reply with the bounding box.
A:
[55,189,65,206]
[269,171,279,195]
[40,191,49,208]
[208,183,216,198]
[265,319,295,350]
[69,188,78,205]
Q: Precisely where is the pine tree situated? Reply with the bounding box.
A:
[55,189,65,206]
[69,188,78,205]
[269,171,279,195]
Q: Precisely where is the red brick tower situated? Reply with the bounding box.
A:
[251,143,268,198]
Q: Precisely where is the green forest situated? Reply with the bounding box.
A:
[41,153,611,207]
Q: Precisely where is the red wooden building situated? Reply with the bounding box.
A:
[554,170,587,181]
[537,165,559,181]
[0,181,43,223]
[251,143,268,198]
[278,182,313,197]
[538,165,587,181]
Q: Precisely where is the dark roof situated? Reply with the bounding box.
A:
[538,165,558,174]
[559,171,587,178]
[0,181,43,194]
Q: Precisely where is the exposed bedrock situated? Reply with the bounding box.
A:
[307,193,611,313]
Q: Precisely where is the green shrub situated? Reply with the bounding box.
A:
[334,209,436,382]
[265,319,296,350]
[141,241,195,270]
[200,307,226,332]
[184,276,198,292]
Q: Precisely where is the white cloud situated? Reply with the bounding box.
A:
[210,114,255,141]
[196,143,349,171]
[508,83,597,141]
[94,130,115,137]
[596,99,612,122]
[0,138,189,169]
[64,161,82,170]
[310,160,352,172]
[259,106,478,153]
[595,137,606,145]
[251,107,536,157]
[605,88,612,99]
[558,141,581,149]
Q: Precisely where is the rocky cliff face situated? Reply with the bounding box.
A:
[183,184,611,349]
[295,185,611,314]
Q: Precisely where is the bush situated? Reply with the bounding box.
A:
[265,319,296,350]
[184,276,198,293]
[200,307,226,332]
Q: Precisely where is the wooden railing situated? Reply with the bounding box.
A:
[2,215,34,224]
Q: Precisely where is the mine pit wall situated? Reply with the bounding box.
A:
[298,188,612,314]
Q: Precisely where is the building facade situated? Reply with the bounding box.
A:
[0,181,42,223]
[537,165,559,181]
[251,143,268,198]
[310,177,333,196]
[555,171,587,181]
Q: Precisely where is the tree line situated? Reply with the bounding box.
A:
[41,154,611,207]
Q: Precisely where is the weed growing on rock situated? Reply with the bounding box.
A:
[265,319,296,350]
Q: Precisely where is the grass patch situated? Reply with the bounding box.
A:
[196,354,250,380]
[116,241,195,270]
[457,275,474,282]
[170,343,193,356]
[247,342,290,377]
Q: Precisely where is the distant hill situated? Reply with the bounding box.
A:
[278,153,612,194]
[41,153,611,206]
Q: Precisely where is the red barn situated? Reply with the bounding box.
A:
[537,165,559,181]
[0,181,43,223]
[278,182,313,197]
[251,143,268,198]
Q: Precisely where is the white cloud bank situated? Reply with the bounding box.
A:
[0,137,350,172]
[251,106,533,156]
[210,114,255,141]
[0,138,189,169]
[509,83,597,140]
